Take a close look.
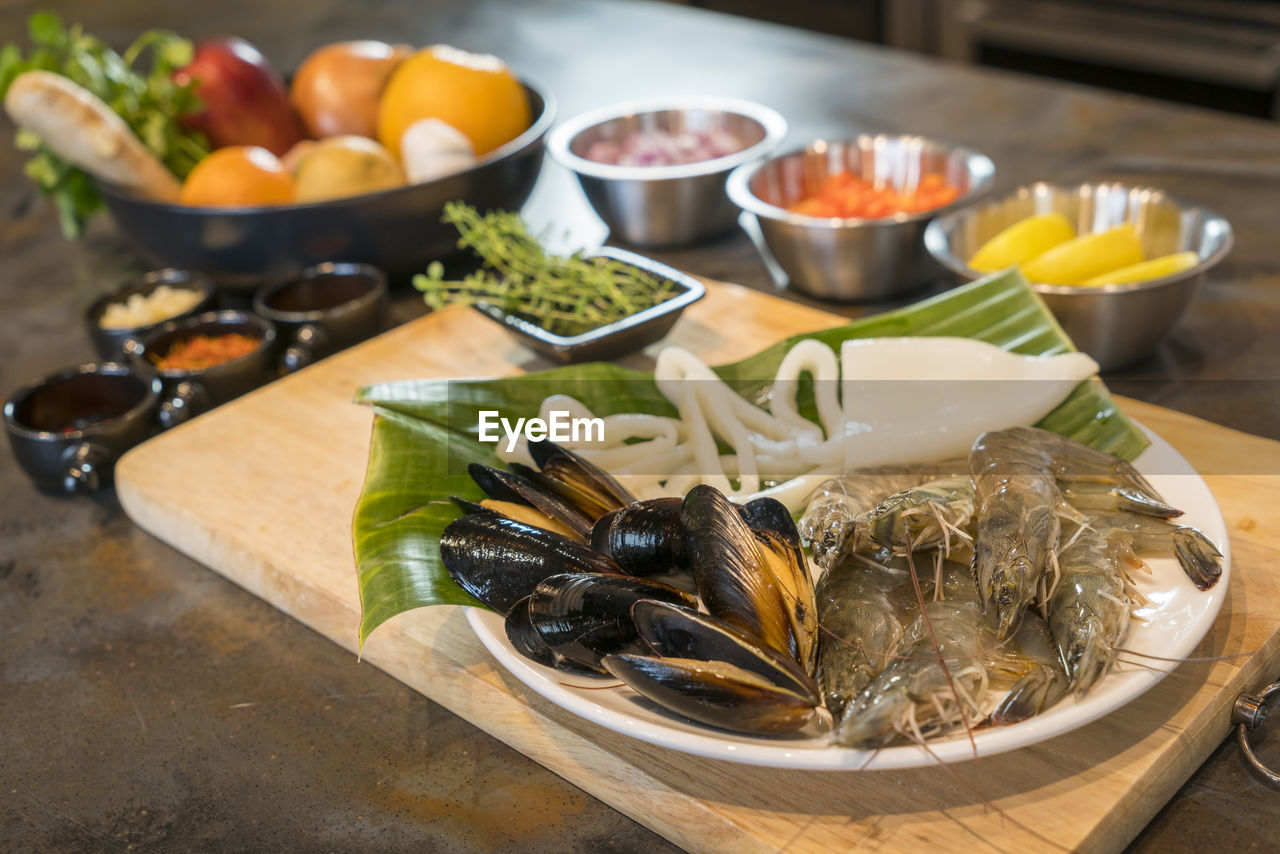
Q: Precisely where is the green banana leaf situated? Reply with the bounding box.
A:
[351,268,1147,645]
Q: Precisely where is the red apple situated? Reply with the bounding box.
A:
[175,37,304,156]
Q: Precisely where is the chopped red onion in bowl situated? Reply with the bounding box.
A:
[584,128,745,167]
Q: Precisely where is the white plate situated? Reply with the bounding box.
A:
[465,423,1229,770]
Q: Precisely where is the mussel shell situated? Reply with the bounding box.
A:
[529,439,636,518]
[440,512,622,613]
[591,497,688,577]
[603,653,819,736]
[739,496,819,677]
[504,596,557,668]
[589,508,619,553]
[527,573,695,674]
[682,484,799,663]
[451,497,487,515]
[467,463,526,504]
[738,497,798,541]
[631,600,819,703]
[452,496,579,540]
[468,463,594,540]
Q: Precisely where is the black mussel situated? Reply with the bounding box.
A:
[682,484,799,664]
[631,600,819,702]
[440,512,622,614]
[738,497,801,545]
[602,654,820,736]
[589,508,619,553]
[739,497,819,676]
[451,494,580,540]
[467,462,526,504]
[590,497,689,579]
[467,463,594,541]
[526,573,695,674]
[528,439,636,519]
[451,497,487,515]
[504,596,557,668]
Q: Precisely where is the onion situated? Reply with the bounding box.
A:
[584,128,745,167]
[290,40,411,139]
[400,118,477,183]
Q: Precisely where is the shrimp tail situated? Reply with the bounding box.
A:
[1172,527,1223,590]
[1111,487,1183,519]
[1066,615,1114,695]
[991,666,1068,725]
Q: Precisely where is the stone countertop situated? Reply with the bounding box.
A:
[2,0,1279,851]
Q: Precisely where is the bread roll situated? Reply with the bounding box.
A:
[4,70,182,202]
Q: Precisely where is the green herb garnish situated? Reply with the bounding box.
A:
[0,12,210,236]
[413,202,682,337]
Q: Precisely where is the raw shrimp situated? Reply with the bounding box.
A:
[1046,522,1132,695]
[1058,480,1181,519]
[798,461,964,569]
[970,431,1063,640]
[847,476,977,560]
[815,556,916,718]
[989,610,1069,724]
[828,471,1170,568]
[1077,511,1223,591]
[833,562,993,748]
[970,426,1164,639]
[1048,509,1222,695]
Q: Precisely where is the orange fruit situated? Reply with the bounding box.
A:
[179,146,295,207]
[377,45,530,158]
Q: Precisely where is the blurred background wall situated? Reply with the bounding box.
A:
[666,0,1280,119]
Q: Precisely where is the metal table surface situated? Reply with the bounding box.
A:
[2,0,1279,851]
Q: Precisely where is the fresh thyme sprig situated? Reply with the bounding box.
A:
[413,202,681,337]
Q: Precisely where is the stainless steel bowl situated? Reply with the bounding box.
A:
[925,182,1234,370]
[727,135,995,301]
[548,97,787,248]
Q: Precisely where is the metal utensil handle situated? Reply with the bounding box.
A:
[1234,682,1280,786]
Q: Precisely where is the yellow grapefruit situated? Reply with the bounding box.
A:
[376,45,530,158]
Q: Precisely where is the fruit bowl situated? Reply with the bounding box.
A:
[98,82,554,291]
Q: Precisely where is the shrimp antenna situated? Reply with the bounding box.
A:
[1114,649,1258,684]
[1113,657,1173,675]
[902,530,979,760]
[1113,646,1258,663]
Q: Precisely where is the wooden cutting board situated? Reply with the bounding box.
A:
[115,279,1280,853]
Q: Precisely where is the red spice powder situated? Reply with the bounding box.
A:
[152,333,260,372]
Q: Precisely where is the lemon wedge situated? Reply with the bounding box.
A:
[968,213,1076,273]
[1079,251,1200,287]
[1021,224,1144,285]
